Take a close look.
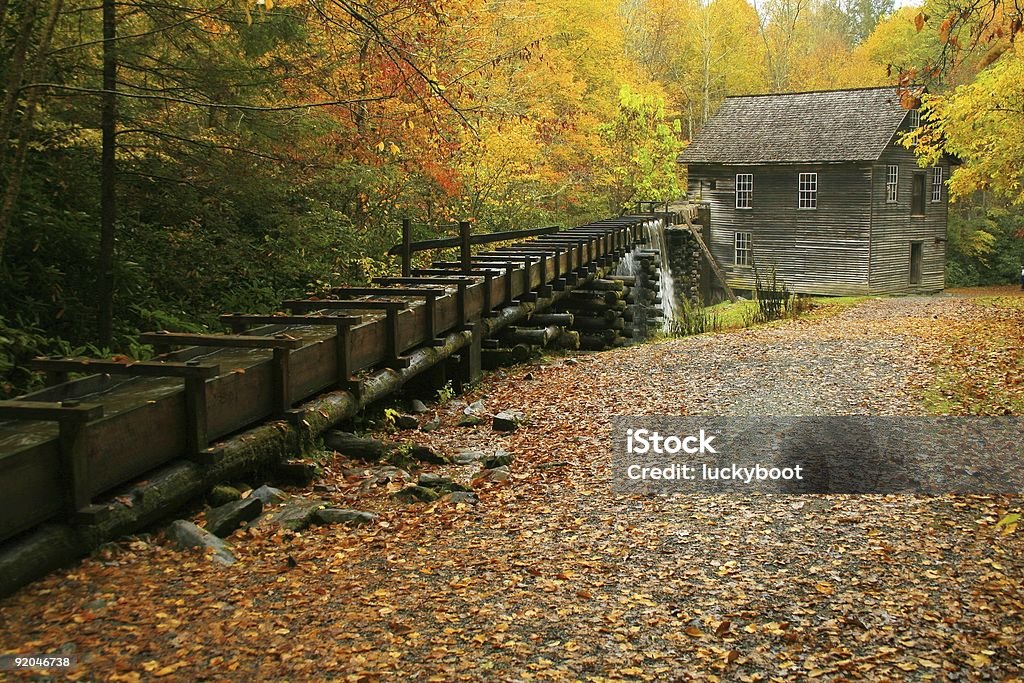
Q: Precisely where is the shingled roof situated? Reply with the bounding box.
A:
[677,87,912,165]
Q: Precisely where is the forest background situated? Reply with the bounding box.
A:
[0,0,1022,396]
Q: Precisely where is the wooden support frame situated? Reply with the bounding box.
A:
[0,399,104,519]
[217,313,364,398]
[425,262,519,307]
[26,357,219,460]
[373,274,499,320]
[139,332,302,418]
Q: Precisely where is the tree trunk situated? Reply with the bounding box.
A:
[0,0,63,262]
[97,0,117,347]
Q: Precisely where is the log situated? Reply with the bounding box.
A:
[571,316,624,332]
[568,290,620,306]
[580,279,623,291]
[605,276,636,284]
[559,299,626,314]
[528,313,574,327]
[578,334,613,351]
[549,330,581,350]
[322,431,387,461]
[500,325,563,347]
[481,344,532,370]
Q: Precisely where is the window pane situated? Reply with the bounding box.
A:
[931,167,943,202]
[886,165,899,203]
[735,174,752,209]
[799,172,817,209]
[734,231,751,266]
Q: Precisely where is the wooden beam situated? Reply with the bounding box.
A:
[138,332,303,350]
[682,225,737,303]
[26,358,219,379]
[284,299,410,312]
[386,224,560,256]
[219,314,361,333]
[0,400,103,423]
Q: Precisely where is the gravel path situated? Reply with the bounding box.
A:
[1,295,1021,681]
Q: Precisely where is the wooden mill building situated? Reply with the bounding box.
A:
[677,87,950,296]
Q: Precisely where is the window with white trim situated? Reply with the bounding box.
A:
[909,109,921,128]
[886,165,899,203]
[735,173,752,209]
[931,166,943,202]
[798,172,817,209]
[735,231,752,266]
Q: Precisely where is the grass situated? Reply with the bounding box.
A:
[701,295,870,331]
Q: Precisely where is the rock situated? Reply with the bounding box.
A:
[565,358,579,365]
[409,399,430,414]
[207,485,241,507]
[394,414,419,430]
[464,400,485,415]
[393,485,441,504]
[204,497,263,538]
[324,431,388,461]
[417,474,473,493]
[477,466,510,482]
[262,498,326,531]
[454,449,487,465]
[492,411,525,432]
[523,372,535,380]
[276,459,316,486]
[420,419,441,433]
[458,414,485,427]
[482,450,514,469]
[250,485,288,506]
[314,508,378,526]
[447,491,480,505]
[410,445,450,465]
[165,520,235,566]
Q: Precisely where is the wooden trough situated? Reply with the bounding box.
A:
[0,216,652,544]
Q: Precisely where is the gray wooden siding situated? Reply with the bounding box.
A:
[869,136,948,294]
[687,163,874,296]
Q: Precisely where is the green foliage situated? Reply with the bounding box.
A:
[599,85,683,212]
[745,265,794,324]
[665,301,721,337]
[944,199,1024,286]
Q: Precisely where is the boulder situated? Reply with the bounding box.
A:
[324,431,388,461]
[393,485,441,504]
[165,520,235,566]
[314,509,378,526]
[447,491,480,505]
[417,474,473,493]
[207,485,241,507]
[482,450,514,469]
[492,411,525,432]
[250,485,288,506]
[458,414,485,427]
[393,414,419,430]
[409,399,430,414]
[262,498,326,531]
[276,459,316,486]
[204,497,263,538]
[477,466,510,483]
[410,445,450,465]
[453,449,486,465]
[420,419,441,433]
